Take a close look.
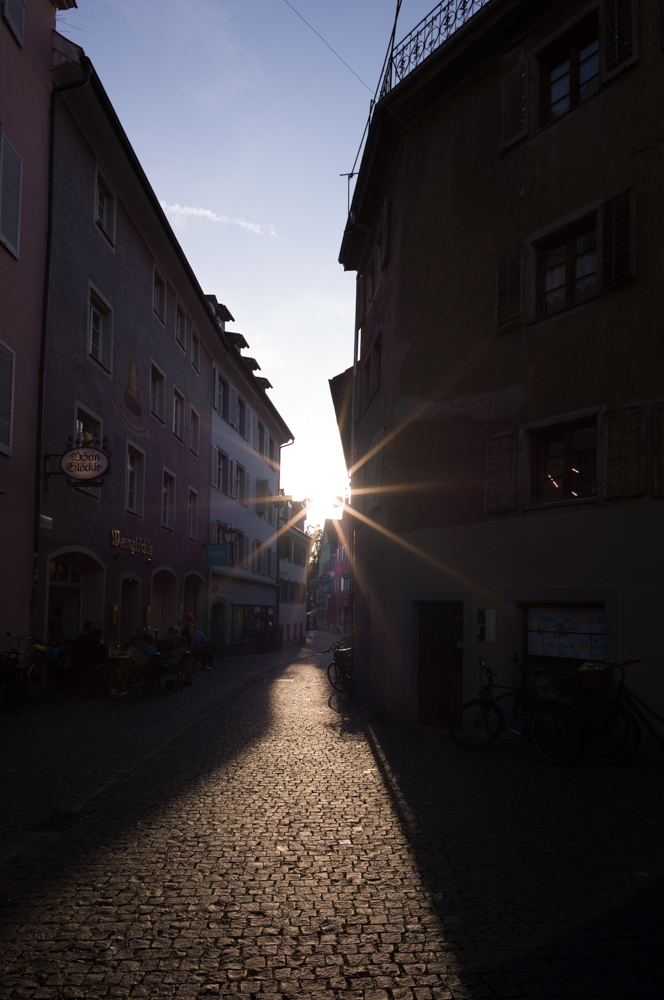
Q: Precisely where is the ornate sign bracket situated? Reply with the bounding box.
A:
[44,435,112,493]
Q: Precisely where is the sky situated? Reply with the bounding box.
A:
[55,0,439,528]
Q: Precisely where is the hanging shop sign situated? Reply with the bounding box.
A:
[111,530,153,557]
[60,447,109,481]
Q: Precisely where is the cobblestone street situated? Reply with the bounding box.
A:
[1,634,662,999]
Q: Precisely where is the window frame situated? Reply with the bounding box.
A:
[189,406,200,457]
[212,447,228,493]
[518,405,606,511]
[175,302,187,351]
[0,339,15,457]
[538,12,601,127]
[94,165,116,248]
[2,1,25,47]
[152,266,166,324]
[162,467,176,530]
[187,487,199,540]
[149,360,166,423]
[74,401,104,500]
[172,386,184,441]
[87,283,113,375]
[536,211,599,317]
[125,441,146,517]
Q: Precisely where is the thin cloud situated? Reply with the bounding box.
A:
[161,201,276,237]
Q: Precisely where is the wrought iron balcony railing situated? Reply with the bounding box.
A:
[380,0,491,98]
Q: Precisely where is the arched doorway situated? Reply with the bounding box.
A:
[119,576,141,646]
[209,600,226,651]
[184,573,204,626]
[150,568,178,638]
[47,550,105,643]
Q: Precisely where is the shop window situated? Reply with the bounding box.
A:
[531,418,597,504]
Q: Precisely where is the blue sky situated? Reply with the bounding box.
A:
[57,0,437,526]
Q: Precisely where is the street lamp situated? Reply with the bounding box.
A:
[222,526,240,547]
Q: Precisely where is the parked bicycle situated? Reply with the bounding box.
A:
[450,657,585,765]
[326,644,353,695]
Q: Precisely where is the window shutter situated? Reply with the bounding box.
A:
[245,406,251,442]
[253,414,259,450]
[654,403,664,496]
[484,433,516,513]
[3,0,25,46]
[228,460,237,498]
[212,368,218,411]
[496,248,522,324]
[381,199,390,269]
[0,341,15,455]
[228,387,238,427]
[606,406,645,497]
[601,191,633,289]
[500,62,527,150]
[212,447,218,487]
[0,133,23,258]
[601,0,638,81]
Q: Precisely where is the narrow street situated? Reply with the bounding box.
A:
[1,635,662,999]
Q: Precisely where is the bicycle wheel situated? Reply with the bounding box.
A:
[531,700,584,765]
[327,660,346,692]
[26,660,48,700]
[495,691,529,744]
[0,663,20,713]
[450,699,503,749]
[583,698,641,764]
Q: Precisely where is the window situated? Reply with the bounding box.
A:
[189,408,199,455]
[88,289,113,372]
[531,418,597,504]
[257,420,266,456]
[538,216,598,316]
[95,170,115,244]
[213,448,227,492]
[235,463,247,504]
[0,132,22,257]
[213,370,228,419]
[126,444,145,515]
[2,0,24,47]
[541,16,600,125]
[228,387,239,428]
[268,435,277,470]
[0,340,14,456]
[334,577,340,593]
[173,389,184,440]
[187,488,198,540]
[153,268,165,322]
[162,470,175,529]
[526,603,606,663]
[75,406,102,497]
[191,331,200,371]
[176,304,186,350]
[150,364,165,421]
[341,576,350,592]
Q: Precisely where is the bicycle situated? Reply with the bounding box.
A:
[450,657,585,764]
[0,633,49,711]
[577,659,663,763]
[327,644,353,695]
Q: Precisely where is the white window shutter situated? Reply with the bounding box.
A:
[212,368,218,410]
[0,133,23,258]
[212,447,218,487]
[484,433,517,512]
[606,406,645,497]
[3,1,25,46]
[601,0,638,82]
[0,341,15,455]
[253,414,259,450]
[228,459,237,498]
[500,62,527,150]
[229,387,238,427]
[245,406,252,442]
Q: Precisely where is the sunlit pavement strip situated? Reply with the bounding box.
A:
[0,635,662,998]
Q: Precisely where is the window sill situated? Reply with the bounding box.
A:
[176,340,186,353]
[95,220,115,251]
[88,355,113,377]
[528,296,600,328]
[153,309,166,327]
[523,496,600,512]
[126,507,143,518]
[150,411,165,425]
[161,524,174,532]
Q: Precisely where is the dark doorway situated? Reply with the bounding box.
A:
[417,601,464,726]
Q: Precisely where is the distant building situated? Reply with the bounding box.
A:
[277,498,309,644]
[334,0,663,721]
[0,1,76,638]
[329,507,351,634]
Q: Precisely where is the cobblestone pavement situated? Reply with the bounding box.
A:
[1,634,662,998]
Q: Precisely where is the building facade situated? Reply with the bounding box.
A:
[34,34,293,649]
[0,1,75,639]
[335,0,664,722]
[277,498,309,644]
[207,303,293,653]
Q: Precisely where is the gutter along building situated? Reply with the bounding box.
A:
[35,33,293,648]
[333,0,664,723]
[0,1,76,640]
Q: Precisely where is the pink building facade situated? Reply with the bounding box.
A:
[0,2,75,639]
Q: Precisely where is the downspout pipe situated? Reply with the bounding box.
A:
[31,58,92,617]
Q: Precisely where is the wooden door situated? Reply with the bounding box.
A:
[417,601,464,726]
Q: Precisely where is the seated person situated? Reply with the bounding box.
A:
[164,636,193,686]
[126,626,146,651]
[71,621,95,649]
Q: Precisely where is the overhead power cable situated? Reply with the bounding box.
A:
[281,0,374,94]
